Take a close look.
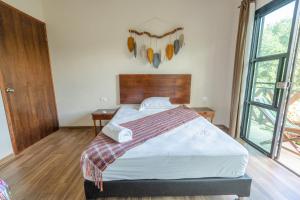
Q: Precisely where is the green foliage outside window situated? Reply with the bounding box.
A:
[254,17,300,101]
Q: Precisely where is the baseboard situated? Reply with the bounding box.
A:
[60,126,93,129]
[0,154,14,167]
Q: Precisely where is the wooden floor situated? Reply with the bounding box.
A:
[0,128,300,200]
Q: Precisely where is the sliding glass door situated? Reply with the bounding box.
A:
[277,32,300,175]
[241,0,299,157]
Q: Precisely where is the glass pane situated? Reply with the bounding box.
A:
[257,1,295,57]
[251,60,279,105]
[246,105,277,153]
[278,33,300,175]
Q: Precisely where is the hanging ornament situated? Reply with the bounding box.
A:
[152,39,160,68]
[147,48,154,64]
[159,48,166,62]
[127,36,135,52]
[166,44,174,60]
[174,39,180,55]
[179,34,185,48]
[158,49,163,63]
[140,44,147,60]
[153,53,161,68]
[133,42,137,58]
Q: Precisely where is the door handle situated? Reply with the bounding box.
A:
[6,88,15,93]
[276,82,291,89]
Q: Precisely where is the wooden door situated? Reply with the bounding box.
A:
[0,2,58,153]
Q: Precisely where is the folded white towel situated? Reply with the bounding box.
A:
[102,122,133,143]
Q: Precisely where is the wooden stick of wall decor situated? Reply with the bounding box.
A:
[129,27,184,39]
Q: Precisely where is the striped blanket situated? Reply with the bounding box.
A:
[0,179,10,200]
[80,106,199,190]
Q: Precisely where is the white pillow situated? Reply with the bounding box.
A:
[139,97,172,111]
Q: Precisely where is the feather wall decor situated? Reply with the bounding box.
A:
[126,26,185,68]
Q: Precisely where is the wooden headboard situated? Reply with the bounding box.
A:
[119,74,191,104]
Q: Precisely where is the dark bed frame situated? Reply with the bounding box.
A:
[84,175,252,199]
[83,74,252,199]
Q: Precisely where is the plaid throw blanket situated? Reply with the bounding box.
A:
[80,106,199,190]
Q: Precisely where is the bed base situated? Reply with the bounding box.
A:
[84,175,252,199]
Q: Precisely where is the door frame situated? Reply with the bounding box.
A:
[240,0,300,158]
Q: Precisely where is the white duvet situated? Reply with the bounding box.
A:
[83,105,248,181]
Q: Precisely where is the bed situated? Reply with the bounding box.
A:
[82,74,252,199]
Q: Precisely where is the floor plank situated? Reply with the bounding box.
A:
[0,128,299,200]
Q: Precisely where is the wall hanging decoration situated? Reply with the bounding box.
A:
[140,44,147,60]
[174,39,180,55]
[153,53,161,68]
[179,34,184,48]
[147,47,154,64]
[127,36,135,52]
[166,43,174,60]
[133,42,137,58]
[126,18,184,68]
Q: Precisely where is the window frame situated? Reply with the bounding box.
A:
[240,0,299,157]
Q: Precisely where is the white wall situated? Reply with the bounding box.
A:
[0,0,271,129]
[0,91,13,159]
[43,0,240,127]
[2,0,44,21]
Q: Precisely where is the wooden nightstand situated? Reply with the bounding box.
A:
[92,109,117,136]
[191,107,215,122]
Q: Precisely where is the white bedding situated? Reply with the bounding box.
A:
[83,105,248,181]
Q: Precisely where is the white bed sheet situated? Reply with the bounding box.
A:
[83,105,248,181]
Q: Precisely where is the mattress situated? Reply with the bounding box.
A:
[83,105,248,181]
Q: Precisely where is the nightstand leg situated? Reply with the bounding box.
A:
[93,119,97,136]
